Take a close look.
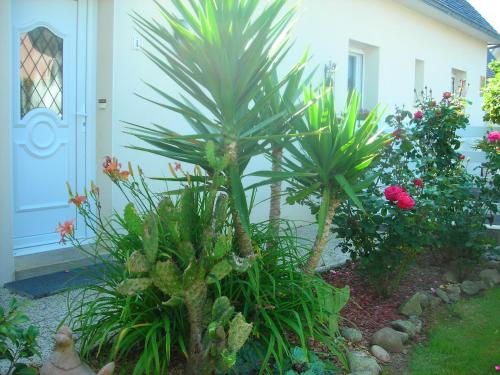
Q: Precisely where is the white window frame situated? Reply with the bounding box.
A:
[348,50,364,101]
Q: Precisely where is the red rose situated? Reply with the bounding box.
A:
[414,178,424,187]
[396,193,415,210]
[459,154,465,160]
[384,185,405,201]
[443,91,452,99]
[414,111,424,120]
[392,128,402,139]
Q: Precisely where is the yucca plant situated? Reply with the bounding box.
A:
[256,86,390,274]
[128,0,300,257]
[257,52,313,235]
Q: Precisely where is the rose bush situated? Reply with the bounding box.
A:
[332,108,429,296]
[333,89,493,295]
[476,129,500,228]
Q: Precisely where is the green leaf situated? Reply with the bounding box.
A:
[334,174,364,211]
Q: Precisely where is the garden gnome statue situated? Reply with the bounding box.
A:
[40,326,114,375]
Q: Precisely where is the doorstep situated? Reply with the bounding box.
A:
[4,263,106,299]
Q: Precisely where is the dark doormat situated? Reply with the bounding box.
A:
[4,263,108,299]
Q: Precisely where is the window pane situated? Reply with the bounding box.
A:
[348,55,356,95]
[20,26,63,118]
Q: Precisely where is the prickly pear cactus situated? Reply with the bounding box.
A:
[116,183,253,374]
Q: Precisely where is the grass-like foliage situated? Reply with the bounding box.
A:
[223,220,349,373]
[409,287,500,375]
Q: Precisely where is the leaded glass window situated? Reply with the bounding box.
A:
[20,26,63,118]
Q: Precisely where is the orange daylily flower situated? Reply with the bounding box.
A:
[69,195,86,207]
[56,220,75,244]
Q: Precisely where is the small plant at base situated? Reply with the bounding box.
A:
[0,298,40,375]
[283,347,337,375]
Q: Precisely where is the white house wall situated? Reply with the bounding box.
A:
[110,0,489,224]
[0,1,15,284]
[0,0,492,284]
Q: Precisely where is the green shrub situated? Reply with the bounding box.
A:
[0,299,40,375]
[333,90,492,295]
[476,129,500,224]
[412,91,493,269]
[483,61,500,124]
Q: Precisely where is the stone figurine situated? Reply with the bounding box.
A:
[40,326,114,375]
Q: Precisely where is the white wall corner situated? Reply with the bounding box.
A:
[0,0,16,285]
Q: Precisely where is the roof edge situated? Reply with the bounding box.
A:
[420,0,500,41]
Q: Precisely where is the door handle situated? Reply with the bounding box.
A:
[76,112,87,132]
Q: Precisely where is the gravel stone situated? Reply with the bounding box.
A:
[399,291,429,317]
[347,351,381,375]
[460,280,482,296]
[479,269,500,287]
[435,288,450,304]
[391,320,418,337]
[445,284,461,302]
[341,327,363,343]
[370,345,391,363]
[443,271,459,283]
[371,327,408,353]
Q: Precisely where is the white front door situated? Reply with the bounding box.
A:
[12,0,89,254]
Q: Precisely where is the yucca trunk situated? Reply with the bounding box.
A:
[225,141,254,257]
[305,198,340,274]
[269,145,283,235]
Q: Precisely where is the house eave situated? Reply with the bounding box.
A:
[396,0,500,44]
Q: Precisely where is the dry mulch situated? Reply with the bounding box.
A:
[323,256,447,339]
[322,255,469,374]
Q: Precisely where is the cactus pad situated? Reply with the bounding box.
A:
[116,278,152,296]
[227,313,253,353]
[124,203,143,237]
[212,296,234,325]
[143,213,159,265]
[152,261,183,296]
[127,251,150,273]
[207,260,233,284]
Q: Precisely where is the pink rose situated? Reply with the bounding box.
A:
[384,185,405,202]
[396,193,415,210]
[443,91,452,99]
[487,131,500,143]
[414,111,424,120]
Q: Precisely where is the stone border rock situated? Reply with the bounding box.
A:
[343,267,500,375]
